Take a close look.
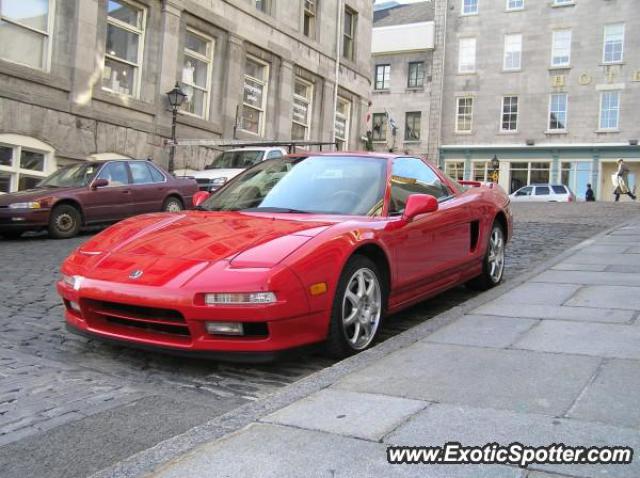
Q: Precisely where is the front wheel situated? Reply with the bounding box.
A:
[325,256,383,358]
[466,222,506,291]
[48,204,81,239]
[162,197,183,212]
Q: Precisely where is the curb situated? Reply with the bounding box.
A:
[90,219,635,478]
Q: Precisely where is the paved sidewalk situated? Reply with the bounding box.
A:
[100,219,640,478]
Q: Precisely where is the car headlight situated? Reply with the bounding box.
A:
[62,274,83,291]
[211,177,227,186]
[9,201,41,209]
[204,292,276,305]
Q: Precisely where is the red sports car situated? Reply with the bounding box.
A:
[57,153,512,360]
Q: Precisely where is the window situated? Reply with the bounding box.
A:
[96,162,130,187]
[255,0,269,13]
[561,161,591,199]
[603,24,624,64]
[303,0,316,38]
[241,57,269,135]
[456,97,473,133]
[458,38,476,73]
[509,162,550,193]
[343,7,356,60]
[266,150,283,160]
[0,0,53,70]
[0,137,54,193]
[501,96,518,132]
[372,113,387,142]
[514,186,532,197]
[503,34,522,70]
[407,62,425,88]
[181,30,214,119]
[335,97,351,150]
[506,0,523,10]
[404,112,421,141]
[549,93,567,131]
[462,0,478,15]
[102,0,146,97]
[374,64,390,90]
[390,158,450,214]
[553,0,573,5]
[473,161,489,181]
[599,91,620,130]
[129,161,155,184]
[292,78,313,141]
[551,30,572,67]
[445,162,465,181]
[535,186,550,196]
[148,163,165,182]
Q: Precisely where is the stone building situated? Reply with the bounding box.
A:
[369,2,434,155]
[0,0,373,193]
[436,0,640,200]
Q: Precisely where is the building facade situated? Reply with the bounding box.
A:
[0,0,372,193]
[437,0,640,201]
[370,2,434,154]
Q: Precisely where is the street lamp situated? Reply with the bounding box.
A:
[490,154,500,183]
[166,82,187,173]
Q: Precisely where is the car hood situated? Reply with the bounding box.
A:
[189,168,243,180]
[0,186,84,206]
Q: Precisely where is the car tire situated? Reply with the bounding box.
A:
[162,197,183,213]
[0,231,23,240]
[466,221,506,291]
[325,255,384,359]
[48,204,81,239]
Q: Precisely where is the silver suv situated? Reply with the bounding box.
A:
[510,184,576,202]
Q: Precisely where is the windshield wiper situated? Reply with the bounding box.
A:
[241,207,311,214]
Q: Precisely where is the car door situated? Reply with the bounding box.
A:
[388,157,472,293]
[128,161,168,214]
[80,161,133,222]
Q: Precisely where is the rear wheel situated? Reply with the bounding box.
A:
[466,222,505,291]
[48,204,81,239]
[325,256,383,358]
[162,197,183,212]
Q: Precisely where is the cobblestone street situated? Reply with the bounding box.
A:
[1,202,639,478]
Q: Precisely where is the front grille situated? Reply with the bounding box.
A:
[84,299,191,338]
[195,178,211,185]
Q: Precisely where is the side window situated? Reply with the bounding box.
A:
[552,185,567,194]
[96,162,130,187]
[515,186,532,196]
[266,150,283,160]
[129,162,154,184]
[389,157,450,215]
[147,163,166,182]
[535,186,550,195]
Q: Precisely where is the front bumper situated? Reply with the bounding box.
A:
[0,207,50,231]
[57,277,329,357]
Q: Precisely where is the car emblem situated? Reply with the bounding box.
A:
[129,269,144,280]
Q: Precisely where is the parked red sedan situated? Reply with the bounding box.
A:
[0,160,197,239]
[57,153,512,360]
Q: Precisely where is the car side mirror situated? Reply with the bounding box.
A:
[193,191,211,207]
[91,178,109,190]
[403,194,438,221]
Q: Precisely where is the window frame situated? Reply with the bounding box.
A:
[371,113,388,142]
[455,96,474,133]
[291,77,314,141]
[334,96,351,150]
[303,0,316,38]
[602,23,624,64]
[241,55,270,136]
[374,64,390,90]
[0,143,53,193]
[407,61,425,88]
[500,96,519,132]
[128,161,166,185]
[445,161,465,181]
[503,33,522,71]
[506,0,524,11]
[0,0,55,71]
[599,90,621,131]
[552,0,574,6]
[551,29,572,67]
[404,112,421,142]
[461,0,479,15]
[102,0,147,98]
[548,93,568,132]
[342,7,356,61]
[180,28,215,120]
[458,37,476,74]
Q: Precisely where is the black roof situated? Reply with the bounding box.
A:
[373,1,434,27]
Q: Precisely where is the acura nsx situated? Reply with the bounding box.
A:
[57,153,512,360]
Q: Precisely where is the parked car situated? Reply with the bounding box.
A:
[510,184,575,202]
[58,152,512,361]
[175,147,287,192]
[0,159,197,239]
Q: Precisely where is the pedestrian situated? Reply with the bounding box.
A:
[585,183,595,202]
[613,159,636,202]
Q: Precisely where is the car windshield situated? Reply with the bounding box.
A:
[38,163,101,188]
[199,156,388,216]
[205,151,263,170]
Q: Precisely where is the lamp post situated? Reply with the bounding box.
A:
[166,82,187,173]
[491,154,500,183]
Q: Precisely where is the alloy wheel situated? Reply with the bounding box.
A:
[487,227,505,283]
[341,268,382,350]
